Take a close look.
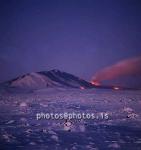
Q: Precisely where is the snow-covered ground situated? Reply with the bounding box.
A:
[0,88,141,150]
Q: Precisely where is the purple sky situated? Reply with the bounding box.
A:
[0,0,141,87]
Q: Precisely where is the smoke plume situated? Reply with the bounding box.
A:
[92,56,141,83]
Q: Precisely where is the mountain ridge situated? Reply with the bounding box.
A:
[2,69,94,90]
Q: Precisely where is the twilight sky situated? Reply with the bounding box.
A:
[0,0,141,87]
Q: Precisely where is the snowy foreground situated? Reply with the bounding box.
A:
[0,88,141,150]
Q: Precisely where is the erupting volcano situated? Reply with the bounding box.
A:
[91,56,141,89]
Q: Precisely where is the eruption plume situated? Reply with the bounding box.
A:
[92,56,141,83]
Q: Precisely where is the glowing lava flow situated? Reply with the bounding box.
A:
[91,81,100,86]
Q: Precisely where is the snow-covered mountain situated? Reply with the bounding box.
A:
[3,69,94,90]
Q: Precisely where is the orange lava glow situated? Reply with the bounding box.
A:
[113,86,120,90]
[91,81,100,86]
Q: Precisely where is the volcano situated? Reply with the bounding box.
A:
[1,69,138,92]
[2,69,94,90]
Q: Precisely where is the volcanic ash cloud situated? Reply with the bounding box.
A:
[92,56,141,83]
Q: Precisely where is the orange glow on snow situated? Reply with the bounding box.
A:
[80,86,85,90]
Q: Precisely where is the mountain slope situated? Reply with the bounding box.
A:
[3,69,94,90]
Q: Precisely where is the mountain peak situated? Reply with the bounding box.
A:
[50,69,62,73]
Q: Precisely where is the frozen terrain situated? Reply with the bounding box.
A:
[0,88,141,150]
